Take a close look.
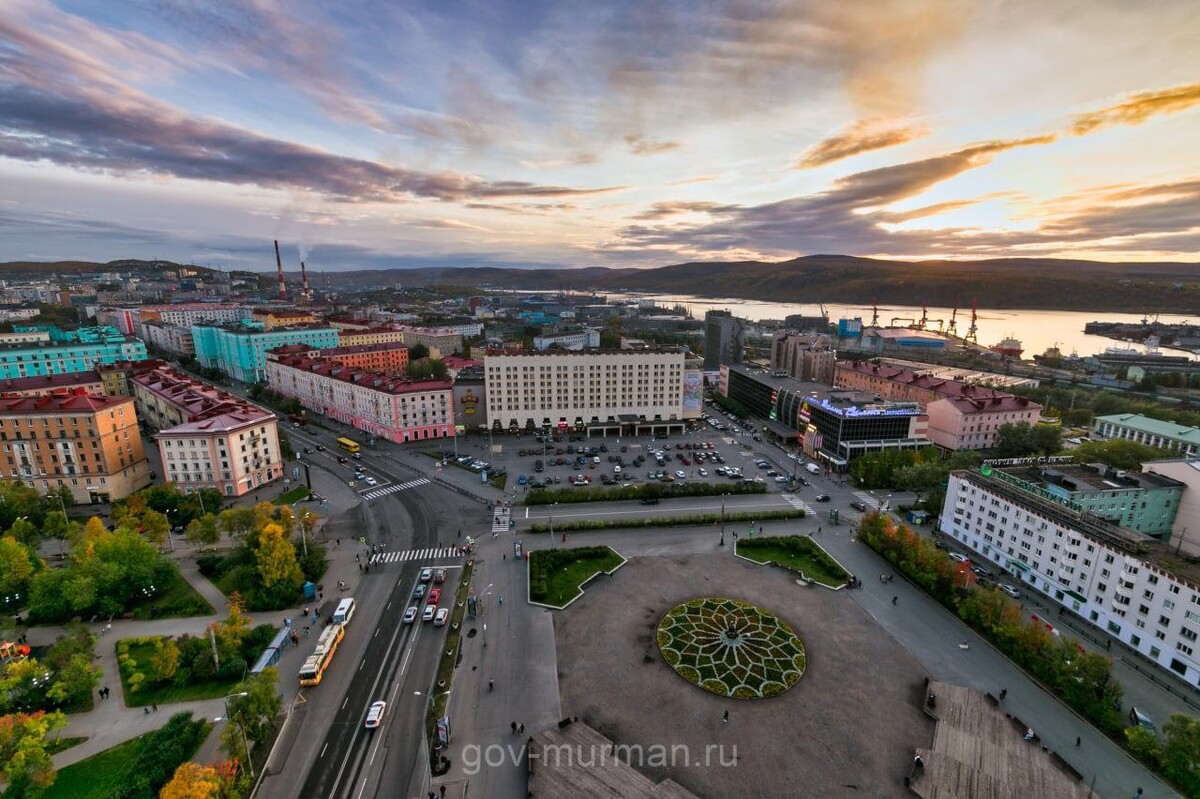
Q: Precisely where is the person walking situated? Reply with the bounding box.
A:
[1076,736,1081,747]
[518,723,524,734]
[512,721,517,734]
[722,710,729,724]
[892,596,898,606]
[489,678,494,692]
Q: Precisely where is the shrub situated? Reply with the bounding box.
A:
[526,480,767,505]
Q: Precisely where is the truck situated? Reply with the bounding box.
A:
[805,462,821,475]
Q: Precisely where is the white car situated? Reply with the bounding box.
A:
[948,553,971,564]
[403,606,418,624]
[774,475,788,483]
[999,584,1020,599]
[698,468,708,477]
[434,608,450,626]
[422,605,436,622]
[419,568,433,582]
[365,700,387,728]
[675,470,686,479]
[364,476,378,486]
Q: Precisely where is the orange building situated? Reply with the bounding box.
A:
[0,391,151,503]
[316,342,410,375]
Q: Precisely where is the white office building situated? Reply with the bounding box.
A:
[942,467,1200,686]
[484,350,687,436]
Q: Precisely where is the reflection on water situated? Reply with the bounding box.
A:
[605,292,1197,360]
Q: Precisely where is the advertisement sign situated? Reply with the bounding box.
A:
[682,370,703,413]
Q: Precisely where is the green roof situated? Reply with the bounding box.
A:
[1095,413,1200,444]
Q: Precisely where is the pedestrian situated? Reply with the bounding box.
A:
[498,595,503,604]
[355,553,360,562]
[892,596,898,606]
[722,710,729,724]
[503,553,507,560]
[440,787,446,799]
[1076,736,1081,747]
[359,563,364,572]
[152,704,158,712]
[303,625,310,637]
[817,526,822,534]
[336,538,341,547]
[303,607,309,617]
[512,721,517,734]
[518,723,524,734]
[489,678,494,692]
[458,529,461,538]
[144,706,150,715]
[99,688,105,700]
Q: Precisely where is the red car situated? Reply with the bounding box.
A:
[427,588,442,605]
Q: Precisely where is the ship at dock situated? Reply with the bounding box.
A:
[991,335,1023,358]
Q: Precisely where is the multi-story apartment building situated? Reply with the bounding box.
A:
[0,330,50,346]
[251,308,319,330]
[0,391,151,503]
[703,310,745,371]
[135,367,283,497]
[0,371,106,397]
[395,326,464,358]
[142,322,196,357]
[835,360,1041,450]
[265,353,454,444]
[98,304,250,336]
[317,342,410,375]
[337,327,407,348]
[95,359,170,397]
[484,350,686,436]
[533,329,600,351]
[941,466,1200,687]
[1092,414,1200,457]
[770,332,836,383]
[192,323,339,383]
[0,337,148,380]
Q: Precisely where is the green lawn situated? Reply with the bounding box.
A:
[45,736,87,756]
[126,563,215,620]
[116,638,242,707]
[737,537,849,588]
[43,734,144,799]
[275,485,310,505]
[530,546,624,607]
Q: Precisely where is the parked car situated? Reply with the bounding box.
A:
[364,700,387,728]
[434,569,447,584]
[948,553,971,564]
[675,470,686,479]
[402,606,418,624]
[998,584,1020,599]
[640,497,660,505]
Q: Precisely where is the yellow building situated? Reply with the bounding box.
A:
[251,308,319,330]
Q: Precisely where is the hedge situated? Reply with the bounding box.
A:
[525,480,768,505]
[529,509,804,533]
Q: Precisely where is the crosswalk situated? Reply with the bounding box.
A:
[369,546,460,565]
[781,494,815,516]
[852,491,886,511]
[361,478,431,500]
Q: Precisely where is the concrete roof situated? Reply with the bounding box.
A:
[1095,413,1200,444]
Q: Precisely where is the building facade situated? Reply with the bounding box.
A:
[98,304,250,336]
[0,371,106,397]
[142,322,196,357]
[703,310,745,371]
[336,328,407,348]
[0,392,151,503]
[770,332,836,383]
[1092,414,1200,457]
[95,359,170,397]
[317,342,410,375]
[484,350,686,435]
[265,353,454,444]
[140,366,283,496]
[396,326,464,357]
[192,324,339,383]
[0,337,148,380]
[533,329,600,351]
[250,308,319,330]
[941,467,1200,687]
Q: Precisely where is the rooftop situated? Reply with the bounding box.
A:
[1095,413,1200,444]
[132,367,274,425]
[96,359,170,374]
[316,342,409,357]
[1005,462,1184,493]
[839,360,1040,409]
[269,354,452,395]
[0,371,103,392]
[0,390,132,414]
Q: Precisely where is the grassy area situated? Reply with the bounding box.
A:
[126,563,215,620]
[529,546,624,607]
[275,485,311,505]
[43,734,143,799]
[116,638,242,707]
[45,736,87,756]
[530,508,804,533]
[737,536,849,588]
[425,559,474,758]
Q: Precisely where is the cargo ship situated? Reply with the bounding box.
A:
[991,336,1023,358]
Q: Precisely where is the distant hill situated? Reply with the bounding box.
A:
[2,254,1198,312]
[0,259,221,278]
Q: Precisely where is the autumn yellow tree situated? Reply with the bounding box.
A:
[0,709,68,796]
[255,524,302,603]
[159,761,223,799]
[212,593,251,663]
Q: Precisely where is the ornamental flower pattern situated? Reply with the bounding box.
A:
[656,597,806,699]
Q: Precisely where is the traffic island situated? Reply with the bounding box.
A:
[656,597,806,698]
[528,546,626,608]
[735,535,851,588]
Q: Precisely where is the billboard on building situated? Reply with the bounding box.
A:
[682,370,703,415]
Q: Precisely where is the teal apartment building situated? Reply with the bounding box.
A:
[0,336,148,380]
[192,323,339,383]
[1093,413,1200,457]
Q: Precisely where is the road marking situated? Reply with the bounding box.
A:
[342,697,349,710]
[523,501,793,521]
[320,742,328,758]
[360,478,432,500]
[369,546,460,565]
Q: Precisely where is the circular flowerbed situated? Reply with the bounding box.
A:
[656,597,806,698]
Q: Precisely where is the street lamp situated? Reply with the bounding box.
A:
[222,692,255,779]
[548,502,559,549]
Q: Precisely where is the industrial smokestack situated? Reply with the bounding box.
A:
[273,239,286,301]
[300,261,311,303]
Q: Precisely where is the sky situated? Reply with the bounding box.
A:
[2,0,1199,273]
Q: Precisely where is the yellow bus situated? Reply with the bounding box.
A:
[298,623,345,686]
[336,437,361,454]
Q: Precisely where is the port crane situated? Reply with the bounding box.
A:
[964,298,979,345]
[946,297,959,337]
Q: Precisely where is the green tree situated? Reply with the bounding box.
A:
[408,343,430,360]
[0,709,68,797]
[6,517,39,548]
[892,461,947,501]
[993,422,1039,457]
[0,535,36,602]
[39,511,75,559]
[217,508,258,542]
[1070,439,1176,471]
[254,524,302,595]
[185,514,220,545]
[45,653,101,708]
[1125,725,1162,769]
[223,668,282,748]
[150,637,181,683]
[139,510,170,546]
[1031,424,1062,455]
[1162,713,1200,795]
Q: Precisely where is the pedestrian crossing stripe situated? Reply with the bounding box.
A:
[781,494,815,516]
[361,478,431,500]
[368,546,460,565]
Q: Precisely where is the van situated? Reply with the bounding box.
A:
[805,463,821,475]
[1129,707,1155,732]
[333,598,356,625]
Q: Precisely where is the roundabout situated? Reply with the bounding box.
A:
[656,597,806,698]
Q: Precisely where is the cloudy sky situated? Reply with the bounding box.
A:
[2,0,1199,272]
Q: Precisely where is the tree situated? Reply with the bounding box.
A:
[185,514,220,545]
[993,422,1039,458]
[408,343,430,360]
[1162,713,1200,795]
[0,535,36,601]
[254,524,302,595]
[45,653,101,708]
[1031,424,1062,455]
[1070,439,1176,471]
[217,508,257,542]
[0,709,68,797]
[40,511,74,559]
[80,516,108,548]
[224,668,281,748]
[213,594,251,664]
[6,517,39,548]
[140,510,170,546]
[159,762,223,799]
[150,637,181,683]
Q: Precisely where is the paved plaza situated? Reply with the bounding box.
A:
[554,553,935,798]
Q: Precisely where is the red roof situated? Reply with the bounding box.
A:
[270,354,452,395]
[0,391,131,414]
